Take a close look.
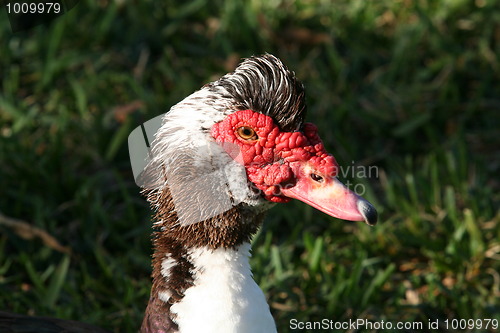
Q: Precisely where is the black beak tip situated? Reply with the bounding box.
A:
[357,200,378,226]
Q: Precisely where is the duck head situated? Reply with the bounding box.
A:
[130,54,377,227]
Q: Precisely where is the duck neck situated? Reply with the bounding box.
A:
[141,206,276,333]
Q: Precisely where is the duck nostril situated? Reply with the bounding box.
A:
[310,173,324,183]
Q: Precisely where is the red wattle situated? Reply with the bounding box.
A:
[211,110,339,202]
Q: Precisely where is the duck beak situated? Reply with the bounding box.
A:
[280,162,378,226]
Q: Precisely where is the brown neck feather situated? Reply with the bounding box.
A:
[140,186,265,333]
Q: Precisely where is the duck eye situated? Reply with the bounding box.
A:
[310,173,324,183]
[237,126,258,140]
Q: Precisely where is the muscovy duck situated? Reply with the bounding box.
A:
[136,54,377,332]
[1,54,377,333]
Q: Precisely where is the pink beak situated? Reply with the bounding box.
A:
[280,162,378,225]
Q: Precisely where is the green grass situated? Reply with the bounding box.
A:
[1,0,499,332]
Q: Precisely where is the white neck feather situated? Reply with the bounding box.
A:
[169,243,277,333]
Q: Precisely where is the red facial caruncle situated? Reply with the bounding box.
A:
[211,110,338,202]
[211,109,377,225]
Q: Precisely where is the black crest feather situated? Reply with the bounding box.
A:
[211,54,307,132]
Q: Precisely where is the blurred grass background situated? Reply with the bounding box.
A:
[0,0,499,332]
